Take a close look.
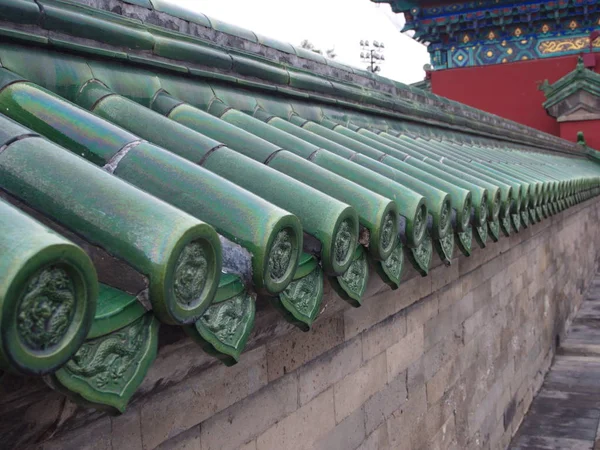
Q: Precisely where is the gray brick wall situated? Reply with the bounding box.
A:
[19,197,600,450]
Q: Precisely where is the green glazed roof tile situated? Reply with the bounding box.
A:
[0,27,48,45]
[207,17,258,43]
[123,0,153,8]
[185,273,255,366]
[88,284,146,339]
[51,312,159,413]
[1,0,600,413]
[231,54,290,85]
[0,114,222,326]
[40,1,155,50]
[128,54,189,73]
[273,257,324,331]
[236,78,278,92]
[49,38,128,60]
[292,45,328,64]
[288,70,336,95]
[542,57,600,109]
[149,0,212,27]
[189,67,239,84]
[331,245,369,307]
[0,0,41,24]
[0,198,97,376]
[153,35,233,71]
[254,33,295,54]
[0,67,26,92]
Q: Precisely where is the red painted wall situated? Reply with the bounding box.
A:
[560,120,600,151]
[430,54,600,137]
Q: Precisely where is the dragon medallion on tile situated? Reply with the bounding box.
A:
[457,227,473,256]
[173,241,208,308]
[267,228,294,283]
[334,219,354,266]
[17,267,75,351]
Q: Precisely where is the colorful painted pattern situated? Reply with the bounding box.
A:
[379,0,600,68]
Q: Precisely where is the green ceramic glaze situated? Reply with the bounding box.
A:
[198,147,359,276]
[542,204,550,218]
[511,213,521,233]
[500,215,512,237]
[185,274,255,366]
[0,78,136,166]
[302,120,457,236]
[365,132,503,222]
[88,285,146,339]
[354,154,451,240]
[407,232,433,277]
[153,35,233,71]
[0,118,221,326]
[266,150,398,261]
[231,55,289,85]
[0,0,41,24]
[0,199,97,376]
[456,228,473,257]
[156,99,360,275]
[50,312,159,414]
[520,210,530,228]
[273,254,324,331]
[266,115,355,159]
[0,43,95,101]
[341,123,486,225]
[40,1,155,50]
[386,159,473,232]
[434,233,455,266]
[309,150,426,247]
[0,78,301,296]
[407,137,521,216]
[536,206,544,222]
[264,114,428,248]
[332,246,369,307]
[488,220,500,242]
[471,162,530,212]
[195,104,399,261]
[529,208,537,224]
[289,116,384,160]
[112,144,302,296]
[474,223,488,249]
[373,240,404,289]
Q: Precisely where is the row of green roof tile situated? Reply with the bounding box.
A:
[0,0,585,154]
[541,57,600,109]
[1,3,600,415]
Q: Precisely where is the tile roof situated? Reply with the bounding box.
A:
[541,56,600,110]
[1,0,600,413]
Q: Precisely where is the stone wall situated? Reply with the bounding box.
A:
[13,197,600,450]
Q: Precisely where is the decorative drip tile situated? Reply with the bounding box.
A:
[488,219,500,242]
[434,232,454,266]
[274,264,324,332]
[501,215,512,237]
[331,246,369,307]
[542,204,550,219]
[511,212,521,233]
[456,227,473,257]
[47,312,159,414]
[185,274,255,366]
[474,223,488,249]
[407,232,433,277]
[529,208,538,224]
[536,206,544,222]
[521,210,530,228]
[373,240,404,289]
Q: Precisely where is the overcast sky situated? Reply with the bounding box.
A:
[175,0,430,84]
